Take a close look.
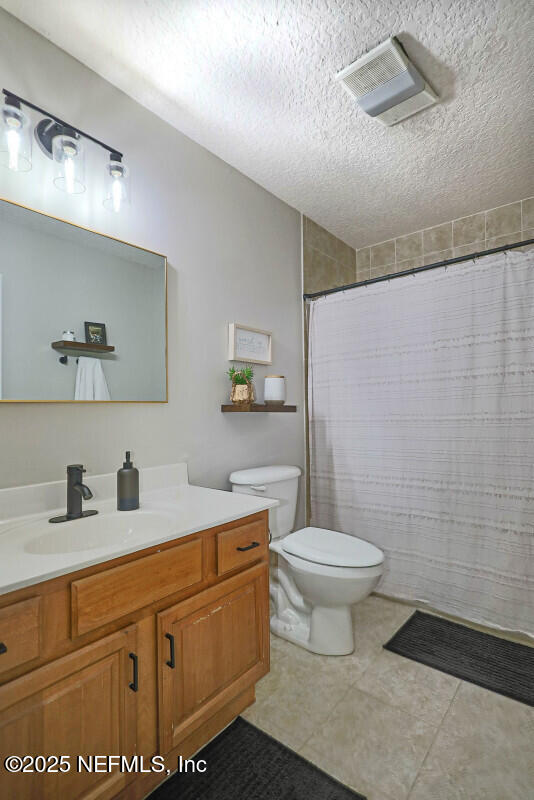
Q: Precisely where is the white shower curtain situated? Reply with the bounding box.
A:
[308,249,534,635]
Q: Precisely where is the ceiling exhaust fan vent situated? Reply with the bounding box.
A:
[336,37,438,126]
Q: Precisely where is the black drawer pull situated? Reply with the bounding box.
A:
[236,541,260,552]
[0,643,6,655]
[128,652,139,692]
[165,632,175,669]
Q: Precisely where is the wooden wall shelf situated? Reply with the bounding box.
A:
[221,404,296,413]
[51,340,115,355]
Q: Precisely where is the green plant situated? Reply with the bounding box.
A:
[228,365,254,384]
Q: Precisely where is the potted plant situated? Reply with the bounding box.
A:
[228,365,255,410]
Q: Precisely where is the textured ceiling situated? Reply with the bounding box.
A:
[1,0,533,248]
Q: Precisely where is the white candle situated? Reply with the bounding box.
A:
[264,375,286,406]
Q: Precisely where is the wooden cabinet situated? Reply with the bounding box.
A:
[71,538,203,637]
[0,626,137,800]
[0,597,41,675]
[0,510,270,800]
[157,562,269,754]
[216,519,268,575]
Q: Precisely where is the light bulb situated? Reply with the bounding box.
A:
[52,133,85,194]
[1,100,31,172]
[64,155,75,194]
[104,155,129,212]
[7,127,20,171]
[112,176,123,212]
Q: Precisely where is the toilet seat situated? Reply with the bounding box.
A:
[282,527,384,568]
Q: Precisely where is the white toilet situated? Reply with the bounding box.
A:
[230,465,384,656]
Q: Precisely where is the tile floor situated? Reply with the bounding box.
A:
[242,595,534,800]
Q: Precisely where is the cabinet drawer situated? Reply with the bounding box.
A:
[71,538,203,637]
[0,597,41,674]
[217,520,268,576]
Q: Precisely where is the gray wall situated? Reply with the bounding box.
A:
[0,11,305,523]
[0,203,166,400]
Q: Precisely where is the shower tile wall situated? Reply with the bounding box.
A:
[303,217,356,294]
[356,197,534,281]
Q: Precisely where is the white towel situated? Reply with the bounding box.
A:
[74,356,111,401]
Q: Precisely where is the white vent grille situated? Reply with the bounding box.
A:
[341,48,406,98]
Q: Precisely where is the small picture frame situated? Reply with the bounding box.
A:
[84,321,107,346]
[228,323,272,365]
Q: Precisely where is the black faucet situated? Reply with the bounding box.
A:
[49,464,98,524]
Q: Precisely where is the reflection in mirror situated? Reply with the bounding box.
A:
[0,198,167,402]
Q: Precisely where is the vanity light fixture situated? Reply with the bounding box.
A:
[0,93,32,172]
[52,128,85,194]
[1,88,129,209]
[103,153,129,212]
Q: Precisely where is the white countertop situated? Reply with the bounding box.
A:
[0,464,277,596]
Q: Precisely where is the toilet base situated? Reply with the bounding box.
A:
[270,604,355,656]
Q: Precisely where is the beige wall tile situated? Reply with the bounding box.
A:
[453,213,485,247]
[485,202,521,239]
[371,264,394,279]
[521,197,534,230]
[304,216,355,268]
[423,248,453,266]
[395,256,423,271]
[485,232,523,250]
[371,240,395,268]
[356,247,370,281]
[395,231,423,261]
[453,240,485,258]
[303,245,337,294]
[423,222,452,254]
[333,258,356,288]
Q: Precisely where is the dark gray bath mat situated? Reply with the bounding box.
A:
[384,610,534,706]
[148,716,366,799]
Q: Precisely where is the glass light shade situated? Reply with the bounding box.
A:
[0,102,32,172]
[103,157,130,212]
[52,133,85,194]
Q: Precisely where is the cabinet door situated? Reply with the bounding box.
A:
[158,562,269,754]
[0,625,137,800]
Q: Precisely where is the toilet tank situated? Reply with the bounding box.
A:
[229,465,301,539]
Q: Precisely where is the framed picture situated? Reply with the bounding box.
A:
[228,323,272,365]
[84,321,107,346]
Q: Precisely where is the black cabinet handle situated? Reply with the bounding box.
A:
[165,632,175,669]
[0,643,6,655]
[128,652,139,692]
[236,541,260,552]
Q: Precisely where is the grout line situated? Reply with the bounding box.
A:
[355,197,530,260]
[405,680,462,800]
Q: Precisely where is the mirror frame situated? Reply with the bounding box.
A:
[0,196,168,403]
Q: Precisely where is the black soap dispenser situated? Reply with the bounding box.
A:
[117,451,139,511]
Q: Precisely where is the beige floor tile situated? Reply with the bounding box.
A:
[269,629,377,686]
[245,652,352,743]
[269,595,415,688]
[356,648,460,725]
[408,682,534,800]
[240,708,311,751]
[300,743,396,800]
[304,686,437,799]
[352,594,415,649]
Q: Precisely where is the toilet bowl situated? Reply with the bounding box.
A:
[229,466,384,656]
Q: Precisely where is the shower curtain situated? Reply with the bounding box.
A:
[308,250,534,635]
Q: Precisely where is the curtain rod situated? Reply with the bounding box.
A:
[303,238,534,301]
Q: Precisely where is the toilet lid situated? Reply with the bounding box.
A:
[282,527,384,568]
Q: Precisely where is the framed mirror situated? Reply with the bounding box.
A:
[0,198,167,402]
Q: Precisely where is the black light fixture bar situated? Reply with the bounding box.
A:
[2,88,123,159]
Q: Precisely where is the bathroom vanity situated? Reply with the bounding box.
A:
[0,464,276,799]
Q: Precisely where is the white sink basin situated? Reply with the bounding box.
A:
[23,510,176,555]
